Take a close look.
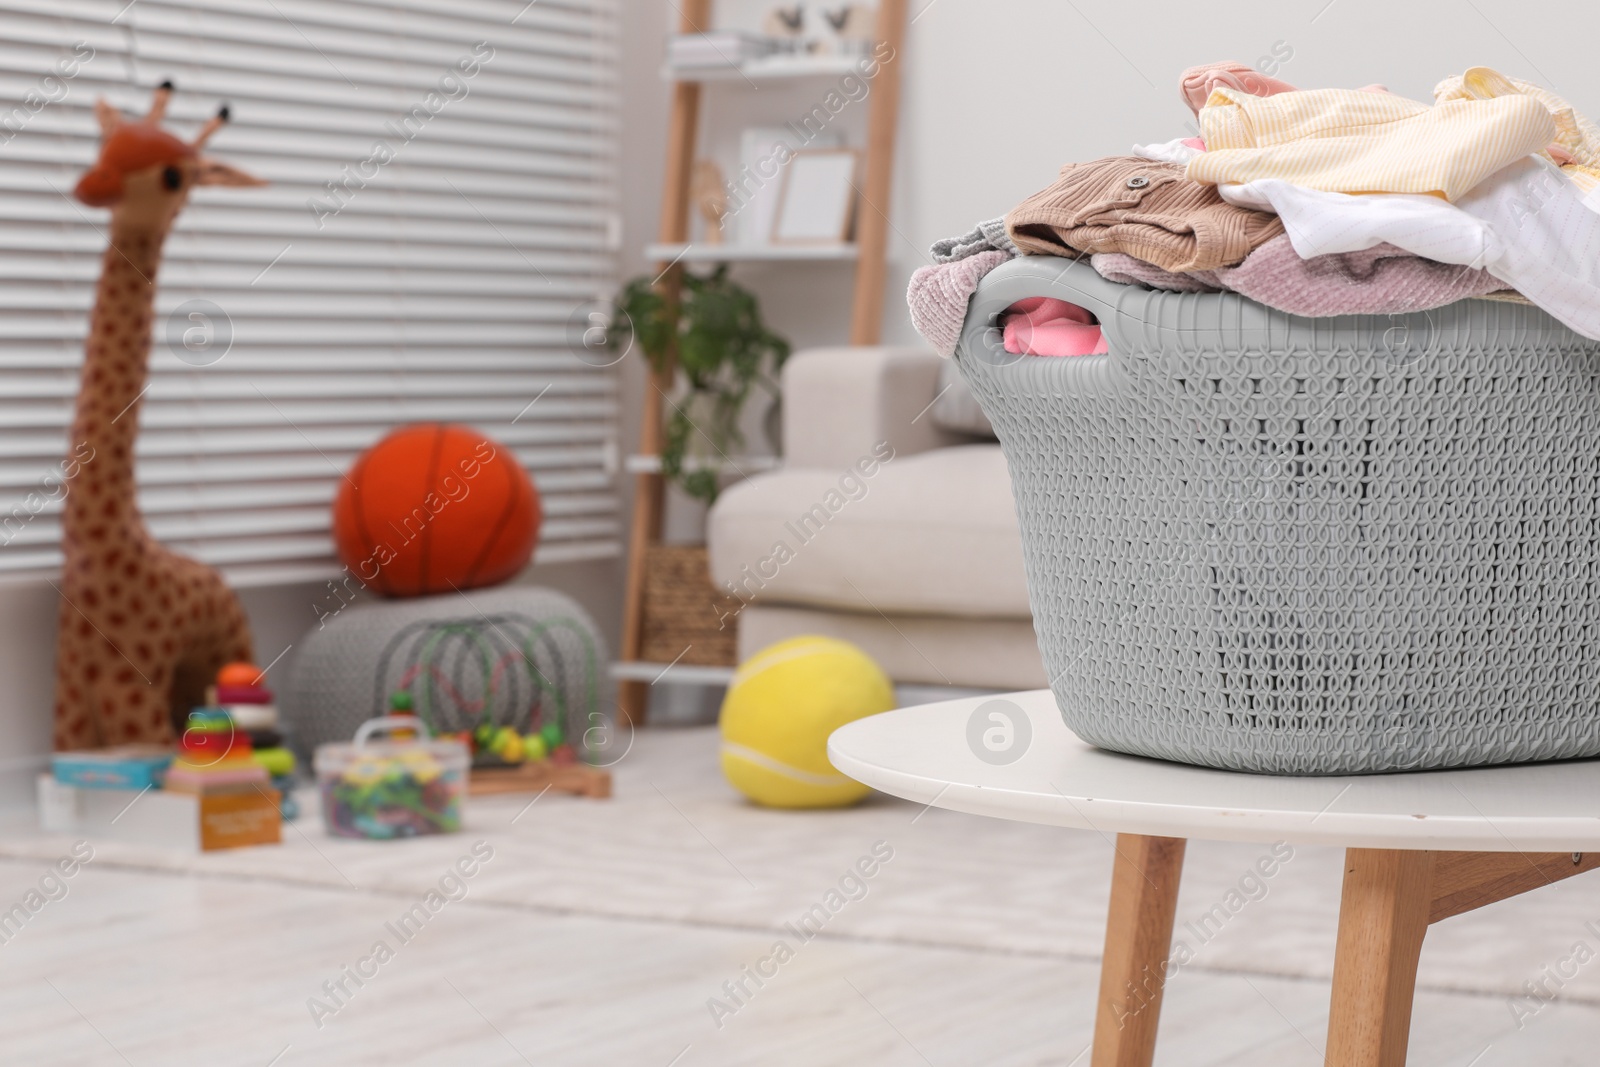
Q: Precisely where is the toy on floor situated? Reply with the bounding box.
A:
[426,688,576,769]
[332,424,541,597]
[164,708,270,794]
[51,746,173,790]
[370,613,612,799]
[719,635,895,808]
[252,736,298,821]
[208,661,298,819]
[54,81,267,751]
[47,663,290,850]
[213,661,277,729]
[314,715,467,839]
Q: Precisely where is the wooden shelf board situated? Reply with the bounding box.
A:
[609,660,737,686]
[664,54,866,83]
[624,453,779,476]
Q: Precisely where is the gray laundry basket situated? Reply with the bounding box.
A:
[957,256,1600,775]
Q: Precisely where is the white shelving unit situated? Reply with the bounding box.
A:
[618,0,908,724]
[610,658,997,709]
[609,661,737,687]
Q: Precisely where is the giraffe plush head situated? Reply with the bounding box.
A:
[74,81,263,235]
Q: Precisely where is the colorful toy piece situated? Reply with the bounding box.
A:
[179,708,250,761]
[208,663,296,819]
[540,722,564,750]
[164,707,272,794]
[217,661,264,689]
[52,745,173,791]
[211,661,279,733]
[473,721,495,751]
[417,706,562,770]
[500,731,525,764]
[250,735,298,820]
[314,715,467,839]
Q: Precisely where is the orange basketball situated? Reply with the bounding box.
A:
[333,424,540,597]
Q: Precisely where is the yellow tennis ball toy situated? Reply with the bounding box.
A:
[719,636,895,809]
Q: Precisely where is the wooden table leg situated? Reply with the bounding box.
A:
[1326,848,1434,1067]
[1092,834,1187,1067]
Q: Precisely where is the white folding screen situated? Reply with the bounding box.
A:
[0,0,621,585]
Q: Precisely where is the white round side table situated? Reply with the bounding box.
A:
[828,689,1600,1067]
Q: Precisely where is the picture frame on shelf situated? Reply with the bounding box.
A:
[734,126,843,247]
[771,148,858,245]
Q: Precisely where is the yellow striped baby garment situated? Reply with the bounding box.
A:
[1434,66,1600,193]
[1188,87,1556,200]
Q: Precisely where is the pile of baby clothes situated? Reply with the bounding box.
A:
[908,62,1600,358]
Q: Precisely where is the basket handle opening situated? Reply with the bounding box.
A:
[959,257,1132,367]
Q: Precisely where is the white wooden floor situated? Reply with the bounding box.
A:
[0,727,1597,1065]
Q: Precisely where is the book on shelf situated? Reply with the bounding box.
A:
[667,32,786,71]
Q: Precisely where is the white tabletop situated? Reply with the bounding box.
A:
[828,690,1600,852]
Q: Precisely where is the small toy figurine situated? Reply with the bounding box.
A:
[763,4,805,37]
[819,4,876,54]
[691,159,728,244]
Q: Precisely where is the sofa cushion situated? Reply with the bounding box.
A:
[737,604,1046,689]
[708,444,1030,618]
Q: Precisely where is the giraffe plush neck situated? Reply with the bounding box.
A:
[54,83,266,750]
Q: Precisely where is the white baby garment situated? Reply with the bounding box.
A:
[1219,157,1600,339]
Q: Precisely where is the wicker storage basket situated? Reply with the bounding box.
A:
[640,544,740,667]
[958,256,1600,775]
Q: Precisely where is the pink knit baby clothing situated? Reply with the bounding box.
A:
[1091,234,1509,316]
[1180,61,1298,116]
[1179,61,1390,116]
[907,249,1013,357]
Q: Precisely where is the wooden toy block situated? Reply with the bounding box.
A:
[467,761,611,799]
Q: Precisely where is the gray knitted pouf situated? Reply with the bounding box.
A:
[281,586,608,760]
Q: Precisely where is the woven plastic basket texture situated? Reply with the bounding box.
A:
[957,256,1600,774]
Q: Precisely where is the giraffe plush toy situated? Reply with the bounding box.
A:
[54,83,266,750]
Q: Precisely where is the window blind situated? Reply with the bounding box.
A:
[0,0,621,586]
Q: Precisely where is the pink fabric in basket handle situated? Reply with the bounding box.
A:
[1001,297,1110,357]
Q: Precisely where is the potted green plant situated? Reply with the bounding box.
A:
[608,265,791,505]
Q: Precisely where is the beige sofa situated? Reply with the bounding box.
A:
[706,347,1047,690]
